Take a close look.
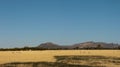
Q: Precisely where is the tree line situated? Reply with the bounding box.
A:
[0,45,120,51]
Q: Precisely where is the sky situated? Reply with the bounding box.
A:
[0,0,120,48]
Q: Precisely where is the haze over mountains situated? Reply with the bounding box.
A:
[37,41,120,49]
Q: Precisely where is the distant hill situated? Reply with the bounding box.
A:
[37,42,61,49]
[0,41,119,51]
[37,41,119,49]
[72,41,119,48]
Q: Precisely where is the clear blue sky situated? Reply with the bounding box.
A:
[0,0,120,48]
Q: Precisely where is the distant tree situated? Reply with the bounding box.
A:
[96,44,102,49]
[75,47,79,50]
[118,46,120,49]
[23,46,30,50]
[83,46,91,49]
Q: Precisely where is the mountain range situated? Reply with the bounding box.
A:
[37,41,120,49]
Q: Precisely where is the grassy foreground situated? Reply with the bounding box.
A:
[0,50,120,67]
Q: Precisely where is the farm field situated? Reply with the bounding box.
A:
[0,50,120,67]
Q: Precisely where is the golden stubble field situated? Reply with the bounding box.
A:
[0,50,120,67]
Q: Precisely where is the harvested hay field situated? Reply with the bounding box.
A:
[0,50,120,67]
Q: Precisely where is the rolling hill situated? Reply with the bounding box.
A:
[37,41,119,49]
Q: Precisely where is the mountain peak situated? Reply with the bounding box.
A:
[38,42,60,48]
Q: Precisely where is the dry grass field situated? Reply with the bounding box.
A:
[0,50,120,67]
